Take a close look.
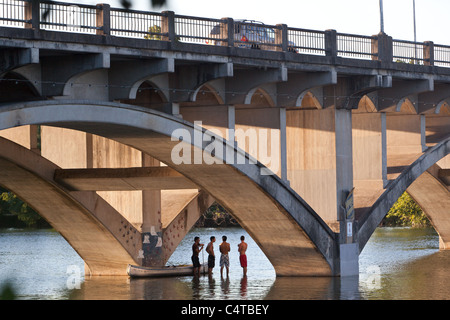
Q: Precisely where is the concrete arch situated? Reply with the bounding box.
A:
[245,87,276,107]
[0,137,137,275]
[407,169,450,249]
[397,97,418,114]
[129,78,166,102]
[0,100,336,276]
[436,99,450,115]
[191,83,224,104]
[358,137,450,253]
[0,72,41,102]
[355,95,377,113]
[297,91,323,109]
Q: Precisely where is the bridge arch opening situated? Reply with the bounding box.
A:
[358,137,450,254]
[192,84,224,105]
[355,95,377,113]
[248,88,275,107]
[436,101,450,115]
[0,72,41,103]
[397,98,417,114]
[0,101,336,276]
[121,81,167,110]
[297,91,322,109]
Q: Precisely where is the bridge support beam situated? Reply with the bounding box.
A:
[54,167,198,191]
[39,125,214,268]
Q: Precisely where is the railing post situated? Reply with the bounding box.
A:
[221,18,234,47]
[96,3,110,36]
[372,32,393,64]
[424,41,434,66]
[325,29,337,58]
[275,24,288,52]
[24,0,40,30]
[161,11,175,42]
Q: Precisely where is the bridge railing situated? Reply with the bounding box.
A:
[1,0,449,68]
[0,0,27,27]
[287,27,326,55]
[39,1,98,34]
[337,33,377,60]
[434,44,450,68]
[393,39,426,64]
[109,7,164,39]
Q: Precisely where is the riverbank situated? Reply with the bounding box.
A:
[0,193,428,229]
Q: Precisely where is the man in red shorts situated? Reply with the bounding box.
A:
[238,235,248,277]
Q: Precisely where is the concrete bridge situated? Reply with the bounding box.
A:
[0,0,450,277]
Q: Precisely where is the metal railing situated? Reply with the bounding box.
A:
[175,14,223,45]
[433,44,450,68]
[0,0,27,27]
[393,39,426,64]
[337,33,377,60]
[39,1,98,33]
[0,0,449,68]
[110,7,164,39]
[287,27,325,55]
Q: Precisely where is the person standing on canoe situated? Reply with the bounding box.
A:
[219,235,230,278]
[192,236,204,276]
[206,236,216,276]
[238,235,248,277]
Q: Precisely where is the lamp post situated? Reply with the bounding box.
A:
[379,0,384,33]
[413,0,418,63]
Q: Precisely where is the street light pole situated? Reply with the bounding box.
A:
[413,0,417,42]
[413,0,417,63]
[379,0,384,33]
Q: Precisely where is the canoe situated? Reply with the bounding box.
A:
[127,263,208,278]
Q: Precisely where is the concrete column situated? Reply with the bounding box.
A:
[386,114,423,156]
[227,105,235,142]
[235,107,282,178]
[280,108,287,182]
[24,0,40,30]
[423,41,434,66]
[141,155,163,267]
[221,18,234,47]
[352,113,386,209]
[335,108,358,276]
[96,3,110,36]
[0,125,39,154]
[161,11,175,42]
[325,29,337,58]
[286,108,337,228]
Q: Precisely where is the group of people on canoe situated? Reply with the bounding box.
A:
[191,235,247,277]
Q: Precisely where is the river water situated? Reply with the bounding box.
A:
[0,226,448,300]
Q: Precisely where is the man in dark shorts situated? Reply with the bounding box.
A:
[238,235,248,276]
[205,236,216,275]
[191,236,204,276]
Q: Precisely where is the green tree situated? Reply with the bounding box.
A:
[144,25,162,40]
[0,187,43,227]
[383,192,430,228]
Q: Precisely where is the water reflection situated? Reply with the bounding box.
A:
[70,273,367,300]
[70,274,261,300]
[3,226,450,300]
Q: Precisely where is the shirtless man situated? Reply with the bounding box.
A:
[219,235,230,277]
[191,236,204,276]
[238,235,248,276]
[205,236,216,275]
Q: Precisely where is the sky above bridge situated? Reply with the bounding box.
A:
[65,0,450,45]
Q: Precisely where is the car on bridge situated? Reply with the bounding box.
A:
[207,20,297,52]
